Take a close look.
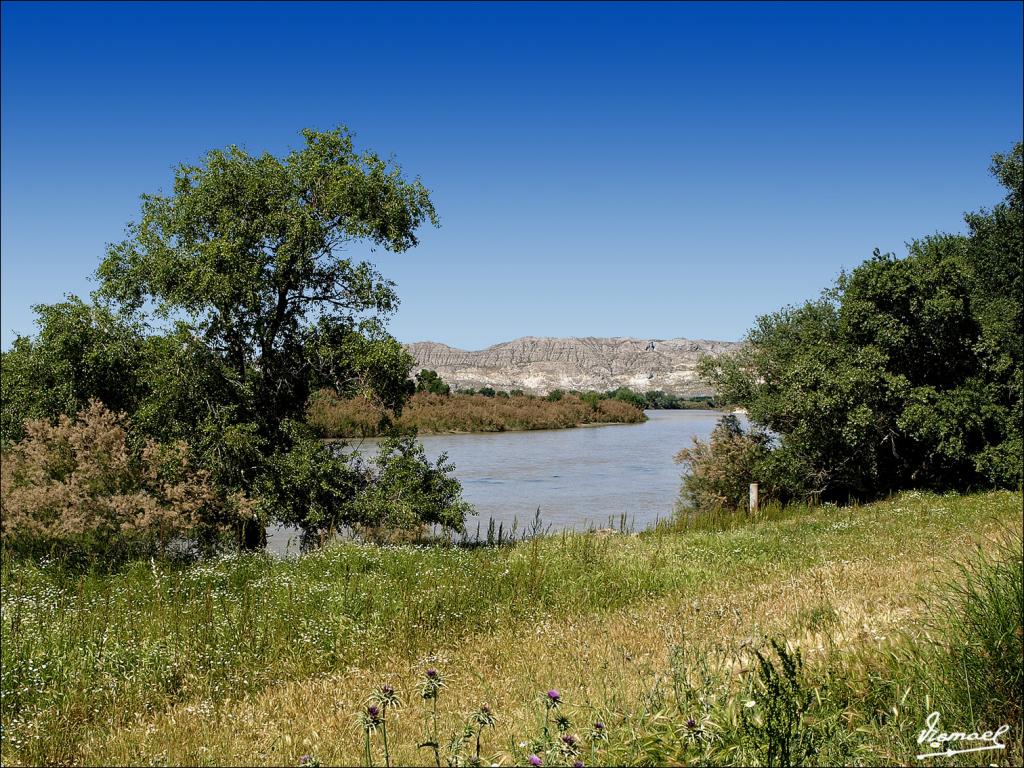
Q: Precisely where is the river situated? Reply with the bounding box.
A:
[267,409,727,554]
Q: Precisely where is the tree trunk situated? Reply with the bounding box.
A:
[240,518,267,551]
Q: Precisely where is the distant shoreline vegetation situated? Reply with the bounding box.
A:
[306,373,714,437]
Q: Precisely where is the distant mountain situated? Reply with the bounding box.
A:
[404,336,743,397]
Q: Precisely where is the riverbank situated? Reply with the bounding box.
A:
[2,490,1020,766]
[307,389,647,437]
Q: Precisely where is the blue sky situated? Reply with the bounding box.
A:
[2,1,1021,350]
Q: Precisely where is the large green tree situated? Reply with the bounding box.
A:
[697,143,1022,505]
[97,127,433,425]
[92,127,440,545]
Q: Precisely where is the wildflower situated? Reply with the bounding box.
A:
[545,689,561,709]
[360,704,383,732]
[744,699,757,708]
[528,756,543,767]
[555,714,571,732]
[590,722,607,741]
[573,763,585,768]
[371,684,401,710]
[474,703,496,728]
[686,718,698,730]
[560,734,578,749]
[420,667,446,700]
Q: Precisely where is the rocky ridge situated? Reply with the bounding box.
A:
[404,336,742,397]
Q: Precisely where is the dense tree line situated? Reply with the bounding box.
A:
[681,144,1022,510]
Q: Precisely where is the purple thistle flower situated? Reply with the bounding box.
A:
[528,756,543,767]
[426,668,438,679]
[299,757,311,766]
[547,689,561,702]
[573,762,585,768]
[686,717,697,729]
[368,704,380,719]
[561,734,577,747]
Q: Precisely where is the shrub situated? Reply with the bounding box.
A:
[607,386,646,410]
[260,427,368,549]
[415,369,451,396]
[0,400,243,563]
[307,390,646,437]
[354,435,473,534]
[739,640,821,767]
[675,415,771,513]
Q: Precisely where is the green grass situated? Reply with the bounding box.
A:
[1,490,1020,765]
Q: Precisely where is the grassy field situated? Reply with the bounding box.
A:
[1,490,1021,766]
[306,390,647,437]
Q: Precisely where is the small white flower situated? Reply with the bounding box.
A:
[744,699,757,708]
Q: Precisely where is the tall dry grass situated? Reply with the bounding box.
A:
[0,400,244,563]
[307,390,646,438]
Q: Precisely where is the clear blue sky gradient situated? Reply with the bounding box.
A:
[2,1,1021,350]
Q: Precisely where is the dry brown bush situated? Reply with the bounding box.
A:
[306,390,646,437]
[674,414,770,513]
[0,400,245,560]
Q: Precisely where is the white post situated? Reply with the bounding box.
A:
[749,483,759,515]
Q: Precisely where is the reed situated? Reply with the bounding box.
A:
[307,390,646,438]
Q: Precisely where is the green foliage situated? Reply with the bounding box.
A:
[0,298,146,445]
[598,387,713,410]
[92,126,439,539]
[477,386,496,398]
[355,436,474,534]
[700,143,1023,503]
[545,389,564,402]
[740,640,820,767]
[415,369,450,396]
[606,386,646,410]
[892,532,1023,734]
[260,426,367,546]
